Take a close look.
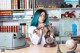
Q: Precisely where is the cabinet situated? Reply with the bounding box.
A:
[0,32,26,49]
[59,18,80,43]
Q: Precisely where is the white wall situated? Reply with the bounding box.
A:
[66,2,79,8]
[49,20,59,32]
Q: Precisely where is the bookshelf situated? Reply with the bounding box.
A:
[0,0,33,38]
[0,0,33,20]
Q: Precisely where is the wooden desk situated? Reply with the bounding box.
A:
[71,36,80,43]
[3,44,80,53]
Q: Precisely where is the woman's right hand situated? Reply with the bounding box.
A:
[43,27,48,36]
[33,28,40,36]
[33,23,48,36]
[38,23,46,29]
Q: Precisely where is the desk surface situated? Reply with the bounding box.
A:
[2,44,80,53]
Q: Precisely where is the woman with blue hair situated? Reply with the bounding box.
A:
[28,9,49,46]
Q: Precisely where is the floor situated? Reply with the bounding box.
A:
[0,44,80,53]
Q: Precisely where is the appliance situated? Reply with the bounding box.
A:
[0,32,26,49]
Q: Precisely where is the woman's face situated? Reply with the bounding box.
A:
[38,12,46,23]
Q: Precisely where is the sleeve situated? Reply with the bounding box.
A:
[51,26,55,36]
[28,26,36,39]
[28,26,39,45]
[28,26,36,35]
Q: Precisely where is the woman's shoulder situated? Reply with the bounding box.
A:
[28,26,37,36]
[28,26,36,29]
[28,26,36,31]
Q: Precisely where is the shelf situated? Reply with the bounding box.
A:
[35,8,61,10]
[13,18,31,20]
[61,8,80,10]
[0,19,18,22]
[0,8,79,10]
[49,18,60,21]
[12,9,33,11]
[35,8,80,10]
[71,36,80,38]
[0,18,31,22]
[0,9,33,11]
[58,36,80,37]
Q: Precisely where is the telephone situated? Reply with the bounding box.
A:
[44,23,56,47]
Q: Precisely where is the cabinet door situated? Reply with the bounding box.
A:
[0,33,6,48]
[59,18,78,36]
[5,33,13,48]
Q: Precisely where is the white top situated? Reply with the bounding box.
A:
[28,26,46,46]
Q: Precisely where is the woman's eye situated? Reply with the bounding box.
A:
[40,14,45,17]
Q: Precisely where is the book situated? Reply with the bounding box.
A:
[0,0,11,10]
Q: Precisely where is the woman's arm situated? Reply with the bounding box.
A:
[28,26,40,44]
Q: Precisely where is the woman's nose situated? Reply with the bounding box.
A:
[42,16,45,19]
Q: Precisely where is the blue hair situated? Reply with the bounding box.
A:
[31,9,49,27]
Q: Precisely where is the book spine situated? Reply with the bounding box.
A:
[24,0,26,9]
[16,26,19,32]
[8,26,9,32]
[24,25,26,34]
[0,15,13,18]
[8,26,10,32]
[2,26,4,32]
[13,0,15,9]
[0,10,12,16]
[3,26,5,32]
[11,0,14,9]
[20,0,22,9]
[18,0,20,9]
[20,0,24,9]
[14,0,18,9]
[0,26,1,32]
[22,0,24,9]
[24,0,29,9]
[5,26,7,32]
[19,25,22,33]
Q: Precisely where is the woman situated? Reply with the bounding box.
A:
[28,9,49,46]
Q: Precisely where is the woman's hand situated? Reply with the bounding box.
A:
[43,27,48,36]
[38,23,48,36]
[33,23,48,36]
[33,29,40,36]
[38,23,46,29]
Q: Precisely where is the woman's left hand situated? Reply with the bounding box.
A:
[43,27,48,36]
[38,23,46,30]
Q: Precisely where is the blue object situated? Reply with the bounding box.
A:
[0,15,13,20]
[72,24,77,36]
[19,25,22,33]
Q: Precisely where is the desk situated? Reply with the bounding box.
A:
[56,36,80,44]
[71,36,80,43]
[2,44,80,53]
